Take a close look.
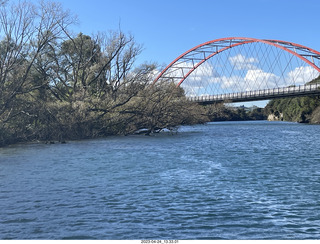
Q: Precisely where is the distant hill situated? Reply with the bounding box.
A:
[265,75,320,123]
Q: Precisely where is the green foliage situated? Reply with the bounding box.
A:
[265,95,320,123]
[310,106,320,123]
[265,75,320,123]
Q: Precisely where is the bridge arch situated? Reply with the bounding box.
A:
[153,37,320,102]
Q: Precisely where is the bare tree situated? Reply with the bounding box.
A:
[0,1,206,145]
[0,0,76,119]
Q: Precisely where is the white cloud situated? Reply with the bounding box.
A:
[175,62,220,96]
[187,62,219,81]
[206,69,278,93]
[229,54,258,70]
[244,69,279,90]
[218,76,242,90]
[286,66,319,85]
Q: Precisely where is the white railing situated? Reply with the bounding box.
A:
[188,83,320,103]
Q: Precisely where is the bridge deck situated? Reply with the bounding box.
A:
[188,83,320,104]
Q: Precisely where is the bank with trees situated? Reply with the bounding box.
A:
[265,76,320,123]
[0,0,207,146]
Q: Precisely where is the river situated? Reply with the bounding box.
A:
[0,121,320,240]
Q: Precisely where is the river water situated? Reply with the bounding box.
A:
[0,121,320,240]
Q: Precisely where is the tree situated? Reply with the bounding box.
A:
[118,82,209,135]
[265,96,320,123]
[0,0,76,145]
[0,0,76,120]
[0,1,209,146]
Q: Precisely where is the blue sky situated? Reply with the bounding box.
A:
[10,0,319,107]
[57,0,320,107]
[58,0,320,67]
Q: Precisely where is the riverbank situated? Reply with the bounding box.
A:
[3,93,320,148]
[264,95,320,123]
[0,103,265,147]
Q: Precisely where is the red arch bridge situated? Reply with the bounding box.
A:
[153,37,320,104]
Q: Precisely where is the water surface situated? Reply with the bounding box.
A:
[1,121,320,239]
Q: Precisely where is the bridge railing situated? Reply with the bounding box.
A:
[188,83,320,104]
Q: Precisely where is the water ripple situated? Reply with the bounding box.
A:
[0,121,320,239]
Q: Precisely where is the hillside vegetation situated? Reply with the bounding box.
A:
[265,76,320,123]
